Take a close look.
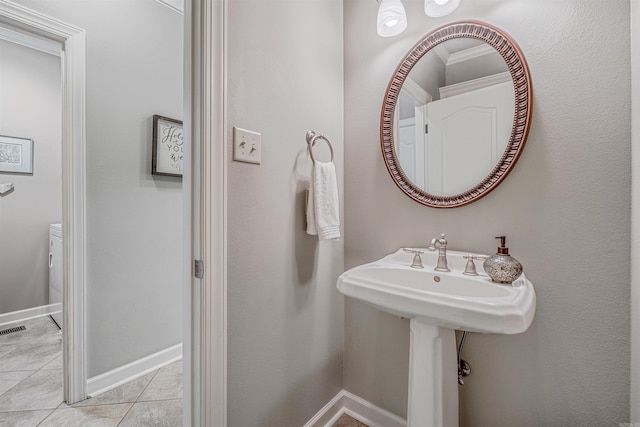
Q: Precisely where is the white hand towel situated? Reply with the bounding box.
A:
[306,162,340,240]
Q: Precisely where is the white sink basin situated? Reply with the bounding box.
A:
[337,247,537,427]
[337,248,536,334]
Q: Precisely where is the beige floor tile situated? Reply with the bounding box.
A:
[0,343,21,359]
[38,403,131,427]
[0,409,53,426]
[118,399,182,426]
[41,355,62,370]
[0,371,34,396]
[0,316,186,425]
[0,341,61,372]
[0,317,60,346]
[138,361,182,402]
[0,369,62,411]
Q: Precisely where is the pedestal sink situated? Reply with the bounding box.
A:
[337,248,536,427]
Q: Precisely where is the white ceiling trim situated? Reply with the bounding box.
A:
[433,45,450,66]
[433,43,498,67]
[447,43,496,65]
[401,77,433,105]
[155,0,184,15]
[439,71,512,99]
[0,25,61,57]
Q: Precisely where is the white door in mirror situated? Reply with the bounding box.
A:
[233,127,261,164]
[426,81,514,196]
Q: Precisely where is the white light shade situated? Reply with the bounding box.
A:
[377,0,408,37]
[425,0,460,17]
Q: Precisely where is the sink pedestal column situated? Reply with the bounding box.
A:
[408,318,458,427]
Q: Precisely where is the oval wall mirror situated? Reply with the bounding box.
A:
[381,20,533,208]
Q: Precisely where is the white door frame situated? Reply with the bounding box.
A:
[186,0,227,425]
[0,0,87,405]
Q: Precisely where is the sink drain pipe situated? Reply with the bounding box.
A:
[457,331,471,385]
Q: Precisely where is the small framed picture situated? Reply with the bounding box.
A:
[152,115,183,177]
[0,135,33,174]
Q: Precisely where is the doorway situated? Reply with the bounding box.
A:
[0,0,86,406]
[0,1,226,425]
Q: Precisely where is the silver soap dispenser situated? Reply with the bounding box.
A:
[483,236,523,284]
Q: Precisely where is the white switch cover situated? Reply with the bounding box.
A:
[0,182,13,194]
[233,127,261,164]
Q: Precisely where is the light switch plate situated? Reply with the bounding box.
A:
[0,182,14,194]
[233,127,261,164]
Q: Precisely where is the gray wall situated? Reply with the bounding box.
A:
[0,39,61,315]
[17,0,183,377]
[408,49,445,101]
[446,51,507,86]
[344,0,630,425]
[227,0,344,425]
[632,0,640,419]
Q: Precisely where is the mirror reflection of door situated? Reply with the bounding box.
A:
[427,76,514,195]
[394,38,515,197]
[396,78,431,188]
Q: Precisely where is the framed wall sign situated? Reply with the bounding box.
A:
[152,115,183,177]
[0,135,33,174]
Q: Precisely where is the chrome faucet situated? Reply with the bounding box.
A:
[428,234,450,272]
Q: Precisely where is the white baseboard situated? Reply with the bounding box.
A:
[304,390,407,427]
[0,303,61,327]
[87,343,182,397]
[304,391,346,427]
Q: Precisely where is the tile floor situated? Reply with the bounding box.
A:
[0,316,183,426]
[0,316,371,426]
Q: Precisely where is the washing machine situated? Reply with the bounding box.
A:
[49,223,62,328]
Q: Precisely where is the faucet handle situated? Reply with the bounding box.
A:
[403,248,424,269]
[463,255,486,276]
[403,248,423,253]
[428,233,447,251]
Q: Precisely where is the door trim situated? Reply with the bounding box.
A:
[0,0,87,405]
[186,0,227,425]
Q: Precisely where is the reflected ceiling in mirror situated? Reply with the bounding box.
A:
[381,21,532,208]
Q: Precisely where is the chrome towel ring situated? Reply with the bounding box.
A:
[306,130,334,164]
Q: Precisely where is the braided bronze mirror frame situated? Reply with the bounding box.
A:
[381,20,533,208]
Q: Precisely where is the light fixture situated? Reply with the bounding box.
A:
[377,0,407,37]
[424,0,460,17]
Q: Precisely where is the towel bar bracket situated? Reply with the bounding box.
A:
[306,130,334,164]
